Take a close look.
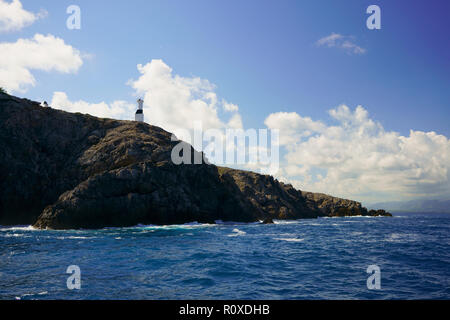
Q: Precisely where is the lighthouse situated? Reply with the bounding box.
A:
[135,98,144,122]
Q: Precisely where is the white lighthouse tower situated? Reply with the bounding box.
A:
[135,98,144,122]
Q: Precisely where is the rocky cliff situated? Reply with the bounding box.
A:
[0,93,390,229]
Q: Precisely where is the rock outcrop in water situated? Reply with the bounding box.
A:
[0,93,391,229]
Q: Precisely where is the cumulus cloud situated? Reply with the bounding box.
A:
[48,60,244,145]
[0,34,83,92]
[128,59,242,134]
[266,105,450,202]
[126,60,280,172]
[316,33,366,55]
[223,101,239,112]
[264,112,325,145]
[227,113,243,129]
[0,0,47,33]
[50,92,136,120]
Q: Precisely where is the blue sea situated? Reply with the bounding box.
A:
[1,213,449,300]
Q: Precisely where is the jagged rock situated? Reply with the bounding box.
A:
[218,168,322,220]
[301,192,389,216]
[262,217,274,224]
[34,162,260,229]
[367,209,392,217]
[0,93,391,229]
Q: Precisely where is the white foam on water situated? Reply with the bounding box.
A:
[0,225,36,232]
[274,237,304,242]
[107,222,218,233]
[15,291,48,300]
[228,228,247,237]
[2,233,32,238]
[273,220,300,225]
[215,220,260,225]
[140,222,215,229]
[56,236,92,240]
[319,215,381,219]
[385,232,420,243]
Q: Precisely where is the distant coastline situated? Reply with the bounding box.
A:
[368,199,450,214]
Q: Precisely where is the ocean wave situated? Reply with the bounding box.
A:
[1,214,449,300]
[319,215,380,219]
[56,236,94,240]
[385,232,420,243]
[0,225,36,232]
[100,221,217,232]
[15,291,48,300]
[301,222,322,226]
[215,220,261,225]
[273,220,301,225]
[140,223,216,231]
[1,233,32,238]
[274,237,304,242]
[227,228,246,237]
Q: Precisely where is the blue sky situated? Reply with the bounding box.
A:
[11,0,449,136]
[1,0,449,203]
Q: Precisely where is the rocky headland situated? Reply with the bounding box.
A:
[0,92,391,229]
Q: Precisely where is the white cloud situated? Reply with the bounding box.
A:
[223,101,239,112]
[264,112,325,145]
[0,0,47,33]
[227,113,243,129]
[266,105,450,203]
[128,59,242,133]
[0,34,83,92]
[316,33,343,47]
[126,60,281,172]
[48,59,244,143]
[50,92,136,120]
[316,33,366,55]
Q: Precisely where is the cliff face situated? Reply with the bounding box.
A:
[301,192,390,217]
[216,168,390,220]
[218,168,322,220]
[0,93,390,229]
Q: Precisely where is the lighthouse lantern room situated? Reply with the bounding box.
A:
[135,98,144,122]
